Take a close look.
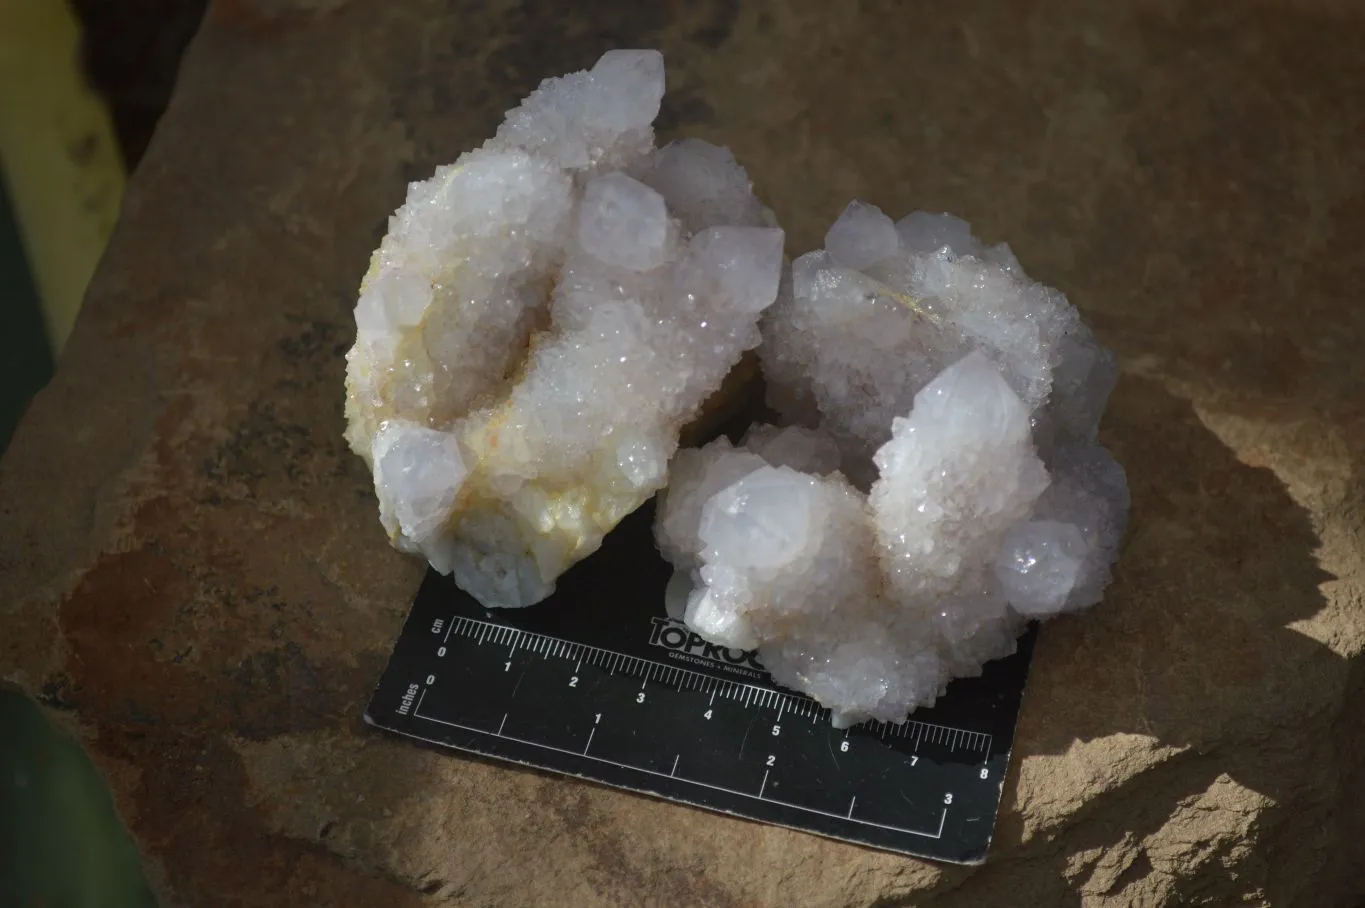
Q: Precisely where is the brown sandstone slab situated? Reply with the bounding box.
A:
[3,1,1364,905]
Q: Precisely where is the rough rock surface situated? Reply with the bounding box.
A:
[2,1,1364,906]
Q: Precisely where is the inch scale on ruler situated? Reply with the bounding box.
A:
[366,504,1035,864]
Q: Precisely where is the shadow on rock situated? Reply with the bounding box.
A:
[937,375,1350,906]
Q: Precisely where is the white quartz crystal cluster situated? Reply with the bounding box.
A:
[347,49,1130,726]
[344,50,784,607]
[654,202,1129,727]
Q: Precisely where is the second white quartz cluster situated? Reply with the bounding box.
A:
[654,204,1129,727]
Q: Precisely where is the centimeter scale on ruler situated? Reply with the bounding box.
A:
[406,612,991,836]
[367,549,1035,864]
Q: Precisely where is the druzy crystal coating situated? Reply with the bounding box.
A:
[654,204,1128,726]
[344,50,784,608]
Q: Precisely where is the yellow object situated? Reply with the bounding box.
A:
[0,0,125,353]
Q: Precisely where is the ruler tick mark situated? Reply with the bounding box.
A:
[498,713,507,735]
[847,796,857,819]
[759,769,769,798]
[584,728,595,755]
[405,710,952,840]
[671,755,679,777]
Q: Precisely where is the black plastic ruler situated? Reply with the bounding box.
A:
[365,504,1035,864]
